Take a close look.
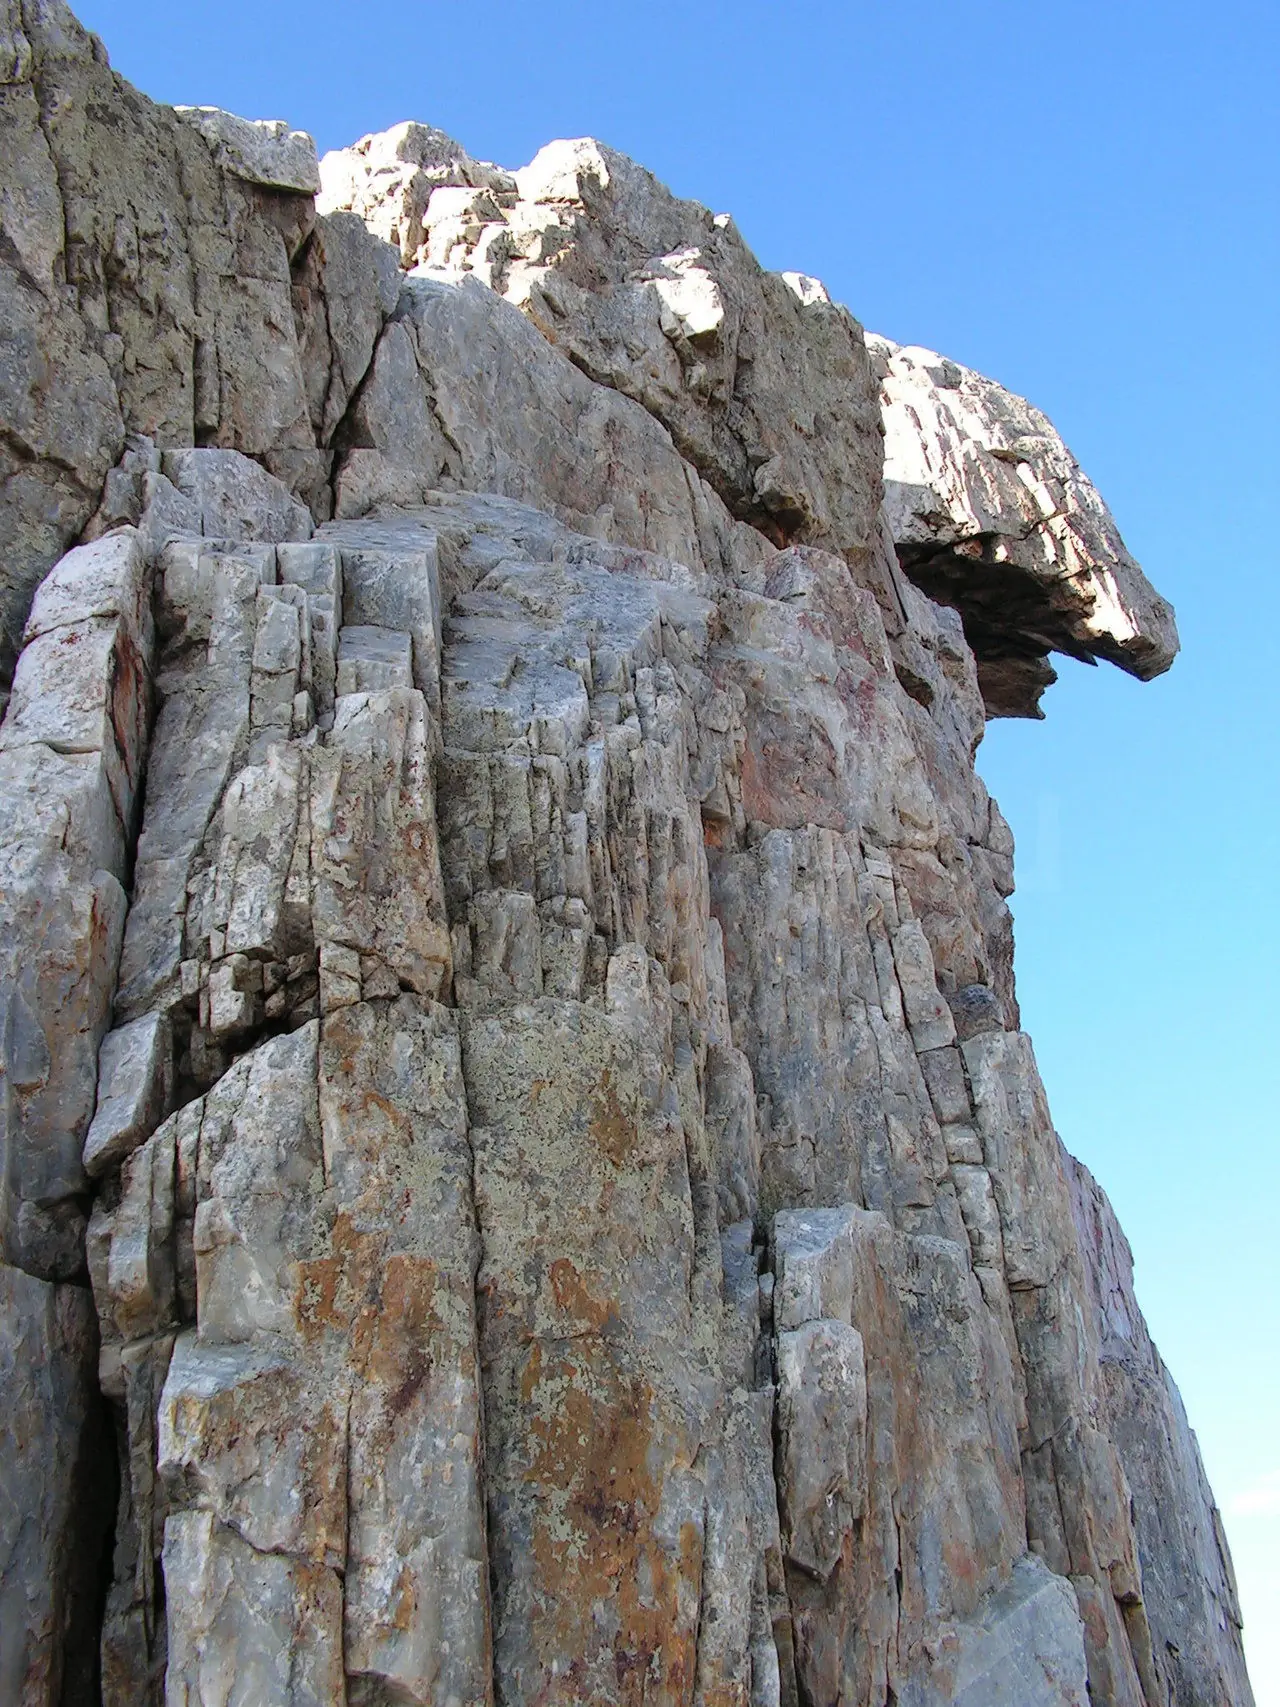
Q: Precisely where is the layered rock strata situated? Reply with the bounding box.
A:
[0,6,1252,1706]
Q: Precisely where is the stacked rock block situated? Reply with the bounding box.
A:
[0,525,154,1701]
[0,4,1252,1704]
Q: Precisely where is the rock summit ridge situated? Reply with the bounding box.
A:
[0,6,1250,1706]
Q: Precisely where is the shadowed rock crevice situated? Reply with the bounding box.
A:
[897,538,1085,719]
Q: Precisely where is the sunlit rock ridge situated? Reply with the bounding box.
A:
[0,4,1249,1704]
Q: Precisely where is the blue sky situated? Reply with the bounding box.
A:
[77,0,1280,1693]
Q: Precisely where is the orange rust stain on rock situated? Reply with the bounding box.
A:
[588,1068,635,1168]
[358,1254,445,1418]
[295,1212,375,1341]
[387,1562,418,1634]
[548,1259,613,1333]
[738,722,845,833]
[520,1339,544,1405]
[517,1356,702,1706]
[362,1087,402,1124]
[295,1217,457,1411]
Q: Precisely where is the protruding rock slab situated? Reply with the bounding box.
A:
[315,998,491,1705]
[776,1317,868,1581]
[83,1012,174,1179]
[174,107,321,194]
[162,1510,346,1707]
[322,127,884,564]
[870,336,1179,716]
[0,527,154,1277]
[934,1553,1090,1707]
[159,451,314,546]
[772,1204,1030,1706]
[88,1001,493,1706]
[336,269,772,590]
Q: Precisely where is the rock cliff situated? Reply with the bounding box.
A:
[0,4,1252,1704]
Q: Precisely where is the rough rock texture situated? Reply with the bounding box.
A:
[1068,1156,1255,1707]
[0,10,1251,1706]
[868,338,1180,716]
[0,0,405,703]
[319,132,886,587]
[327,134,884,560]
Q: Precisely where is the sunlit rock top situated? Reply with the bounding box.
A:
[868,336,1180,716]
[321,121,1179,718]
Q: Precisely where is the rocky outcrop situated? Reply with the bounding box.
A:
[0,7,1251,1705]
[868,338,1179,716]
[318,128,1179,721]
[0,0,403,705]
[318,130,889,601]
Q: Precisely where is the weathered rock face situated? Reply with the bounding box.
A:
[0,0,404,704]
[319,131,886,587]
[0,8,1252,1706]
[868,338,1180,717]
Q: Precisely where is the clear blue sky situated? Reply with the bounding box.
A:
[77,0,1280,1693]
